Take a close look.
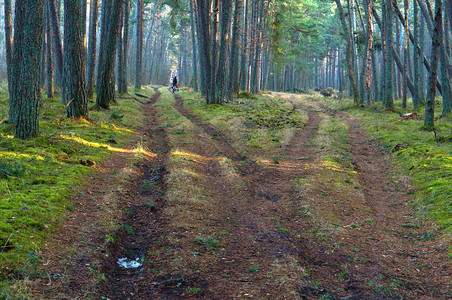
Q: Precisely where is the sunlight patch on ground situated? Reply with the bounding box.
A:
[171,150,212,164]
[58,135,156,157]
[319,159,357,174]
[0,151,46,161]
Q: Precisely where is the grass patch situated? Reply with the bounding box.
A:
[320,96,452,233]
[194,236,219,252]
[178,90,308,162]
[0,90,144,280]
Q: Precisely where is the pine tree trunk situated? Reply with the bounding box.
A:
[135,0,143,89]
[86,0,99,99]
[96,0,111,95]
[96,0,123,109]
[40,14,47,90]
[402,0,409,108]
[240,0,249,91]
[440,11,451,115]
[46,0,54,98]
[48,0,64,86]
[335,0,360,105]
[116,6,124,93]
[193,1,207,95]
[196,0,214,104]
[121,1,129,94]
[9,0,27,125]
[226,0,241,100]
[215,0,232,101]
[384,0,394,110]
[14,0,46,139]
[63,0,88,118]
[4,0,12,91]
[419,12,426,100]
[413,0,421,108]
[189,0,199,92]
[424,0,442,128]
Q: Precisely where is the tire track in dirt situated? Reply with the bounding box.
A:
[172,95,383,298]
[171,95,294,297]
[174,93,451,298]
[329,107,452,298]
[99,89,173,299]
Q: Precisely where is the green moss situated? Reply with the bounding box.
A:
[324,97,452,233]
[0,92,144,279]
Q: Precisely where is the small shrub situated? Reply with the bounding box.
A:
[238,91,257,99]
[194,236,219,251]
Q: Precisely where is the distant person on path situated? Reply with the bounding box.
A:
[172,75,179,91]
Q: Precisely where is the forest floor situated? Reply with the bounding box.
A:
[27,88,450,299]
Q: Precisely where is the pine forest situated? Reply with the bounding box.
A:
[0,0,451,298]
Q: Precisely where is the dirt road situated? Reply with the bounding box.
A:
[32,90,451,299]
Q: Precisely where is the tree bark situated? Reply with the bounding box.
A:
[14,0,46,139]
[96,0,123,109]
[135,0,143,89]
[121,0,130,94]
[226,0,242,100]
[86,0,99,99]
[215,0,233,101]
[334,0,360,105]
[189,0,199,92]
[9,0,27,125]
[424,0,442,128]
[63,0,88,118]
[384,0,394,109]
[46,0,54,98]
[4,0,12,92]
[196,0,214,104]
[413,0,421,108]
[48,0,64,86]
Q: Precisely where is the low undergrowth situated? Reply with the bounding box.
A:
[179,90,308,161]
[320,97,452,235]
[0,89,146,282]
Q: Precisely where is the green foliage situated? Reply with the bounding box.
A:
[0,92,144,280]
[245,103,303,129]
[331,99,452,233]
[237,91,258,99]
[194,236,219,251]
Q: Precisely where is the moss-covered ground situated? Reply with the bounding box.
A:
[0,88,148,281]
[317,96,452,235]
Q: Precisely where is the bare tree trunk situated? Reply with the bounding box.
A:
[96,0,123,109]
[384,0,394,110]
[14,0,46,139]
[86,0,99,98]
[402,0,409,108]
[9,0,27,125]
[48,0,64,86]
[226,0,242,99]
[424,0,442,128]
[46,0,54,98]
[4,0,12,90]
[121,0,130,93]
[215,0,232,101]
[63,0,88,118]
[189,0,199,91]
[335,0,360,105]
[135,0,143,89]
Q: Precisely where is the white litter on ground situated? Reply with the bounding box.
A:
[117,257,142,269]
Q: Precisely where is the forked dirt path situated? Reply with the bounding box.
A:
[30,91,450,299]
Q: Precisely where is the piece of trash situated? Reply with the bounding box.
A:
[117,257,142,269]
[296,157,308,160]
